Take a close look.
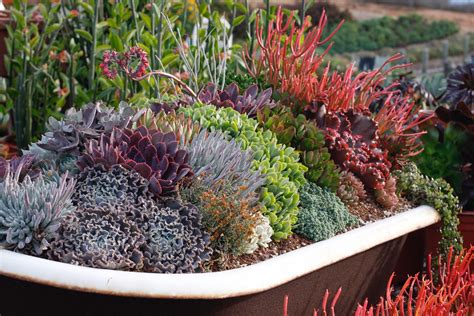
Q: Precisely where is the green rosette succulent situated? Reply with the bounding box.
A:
[179,103,307,240]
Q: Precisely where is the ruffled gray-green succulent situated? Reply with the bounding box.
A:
[0,168,76,255]
[72,165,152,213]
[48,207,146,270]
[142,199,212,273]
[185,129,266,203]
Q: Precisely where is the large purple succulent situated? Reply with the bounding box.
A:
[198,82,274,117]
[77,126,193,196]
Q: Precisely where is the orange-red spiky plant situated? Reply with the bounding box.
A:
[375,93,435,167]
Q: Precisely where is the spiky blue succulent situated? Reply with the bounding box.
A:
[0,168,76,255]
[185,129,266,202]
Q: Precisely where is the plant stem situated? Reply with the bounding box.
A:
[132,70,197,99]
[89,0,100,96]
[264,0,270,41]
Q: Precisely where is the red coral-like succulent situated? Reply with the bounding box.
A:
[319,110,392,195]
[77,126,193,196]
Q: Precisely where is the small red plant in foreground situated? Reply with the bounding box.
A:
[282,246,473,315]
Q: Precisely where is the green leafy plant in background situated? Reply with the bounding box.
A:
[394,163,463,256]
[4,0,246,148]
[295,182,357,242]
[414,124,466,195]
[179,103,307,240]
[327,14,459,54]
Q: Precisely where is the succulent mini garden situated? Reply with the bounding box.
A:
[0,0,472,314]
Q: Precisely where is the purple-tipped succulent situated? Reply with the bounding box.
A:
[77,126,193,196]
[37,101,144,155]
[198,82,274,117]
[0,154,41,182]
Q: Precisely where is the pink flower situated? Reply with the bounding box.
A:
[100,50,121,79]
[122,46,149,79]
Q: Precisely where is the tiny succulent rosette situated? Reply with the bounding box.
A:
[77,126,194,196]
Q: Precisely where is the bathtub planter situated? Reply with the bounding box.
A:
[0,206,440,315]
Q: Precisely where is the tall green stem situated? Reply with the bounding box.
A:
[89,0,100,98]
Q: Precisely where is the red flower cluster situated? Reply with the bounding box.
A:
[100,46,149,80]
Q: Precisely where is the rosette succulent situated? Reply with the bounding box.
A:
[336,171,367,206]
[0,169,76,255]
[77,126,193,196]
[141,199,212,273]
[198,82,274,118]
[32,101,143,155]
[443,63,473,108]
[179,103,307,240]
[48,207,146,270]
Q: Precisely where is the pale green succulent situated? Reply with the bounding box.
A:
[0,168,76,255]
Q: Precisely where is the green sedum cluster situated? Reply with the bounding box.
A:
[257,106,340,191]
[179,103,307,240]
[295,183,358,242]
[394,163,463,255]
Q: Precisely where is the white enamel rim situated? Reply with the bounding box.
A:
[0,206,440,299]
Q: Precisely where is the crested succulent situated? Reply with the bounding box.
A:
[185,129,266,203]
[394,163,462,255]
[48,207,146,271]
[77,126,194,196]
[0,169,76,255]
[141,199,212,273]
[0,154,41,182]
[72,165,152,213]
[35,101,144,155]
[443,63,473,108]
[198,82,274,118]
[295,183,358,242]
[336,171,367,206]
[257,106,340,190]
[179,103,307,240]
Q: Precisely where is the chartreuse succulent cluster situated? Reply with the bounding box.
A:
[257,106,340,191]
[394,163,463,255]
[295,183,358,242]
[179,103,307,240]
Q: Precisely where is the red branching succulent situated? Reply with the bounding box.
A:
[244,7,342,95]
[375,93,434,167]
[77,126,193,196]
[281,246,473,316]
[355,246,473,316]
[245,7,408,115]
